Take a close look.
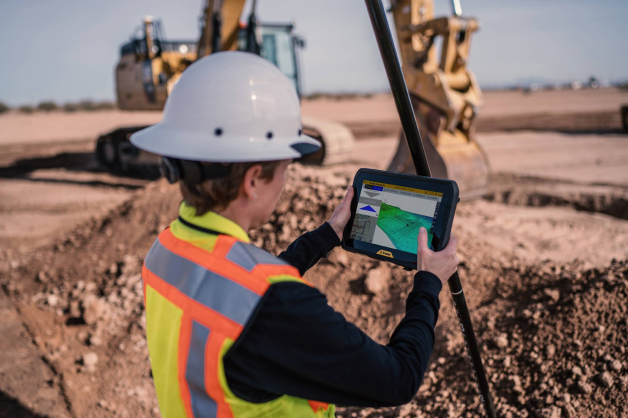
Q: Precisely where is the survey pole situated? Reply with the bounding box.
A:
[363,1,497,416]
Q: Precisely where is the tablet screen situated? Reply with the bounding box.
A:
[348,180,443,253]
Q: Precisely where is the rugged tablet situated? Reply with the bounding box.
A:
[342,168,459,270]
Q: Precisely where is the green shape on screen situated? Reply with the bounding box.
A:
[376,202,434,253]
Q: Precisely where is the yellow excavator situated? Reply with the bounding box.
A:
[96,0,355,172]
[97,0,489,198]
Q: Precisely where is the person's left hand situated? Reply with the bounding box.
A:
[328,186,354,241]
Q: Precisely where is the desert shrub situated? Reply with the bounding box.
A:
[95,101,116,110]
[305,92,377,101]
[62,100,117,112]
[78,100,98,111]
[18,105,35,114]
[37,101,58,111]
[0,102,10,114]
[63,102,79,112]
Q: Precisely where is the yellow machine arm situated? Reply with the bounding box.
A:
[389,0,489,198]
[197,0,247,58]
[392,0,482,127]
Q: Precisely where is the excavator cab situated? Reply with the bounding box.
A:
[234,21,354,165]
[238,23,303,96]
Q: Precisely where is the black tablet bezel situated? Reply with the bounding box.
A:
[342,168,459,270]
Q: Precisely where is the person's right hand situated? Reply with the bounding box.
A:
[417,227,459,285]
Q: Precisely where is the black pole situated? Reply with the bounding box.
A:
[211,11,222,53]
[245,0,261,55]
[363,1,496,416]
[363,5,431,177]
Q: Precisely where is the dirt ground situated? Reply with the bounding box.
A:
[0,89,627,418]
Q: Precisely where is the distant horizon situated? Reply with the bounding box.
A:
[1,0,627,107]
[4,81,627,109]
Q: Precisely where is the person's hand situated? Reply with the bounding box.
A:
[328,186,354,241]
[417,227,458,285]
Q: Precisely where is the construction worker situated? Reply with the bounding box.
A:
[131,51,459,418]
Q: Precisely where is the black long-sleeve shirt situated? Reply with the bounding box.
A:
[223,223,442,407]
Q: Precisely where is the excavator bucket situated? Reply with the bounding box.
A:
[388,130,490,200]
[387,99,489,200]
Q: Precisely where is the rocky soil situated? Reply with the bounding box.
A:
[1,164,627,417]
[379,259,628,418]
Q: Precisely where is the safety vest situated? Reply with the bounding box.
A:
[142,205,335,418]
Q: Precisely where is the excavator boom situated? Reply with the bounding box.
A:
[389,0,489,199]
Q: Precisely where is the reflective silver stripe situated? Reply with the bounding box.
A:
[186,320,217,417]
[144,240,260,326]
[226,241,288,272]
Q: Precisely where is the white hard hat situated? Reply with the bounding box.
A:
[130,51,321,162]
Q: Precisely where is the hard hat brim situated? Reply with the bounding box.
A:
[130,123,322,163]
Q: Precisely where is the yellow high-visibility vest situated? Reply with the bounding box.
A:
[142,204,335,418]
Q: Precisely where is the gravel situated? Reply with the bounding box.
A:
[2,164,626,418]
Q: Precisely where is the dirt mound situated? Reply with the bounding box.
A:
[346,110,624,140]
[2,164,627,418]
[460,175,628,267]
[337,260,628,418]
[476,110,622,135]
[486,173,628,221]
[1,165,357,417]
[477,259,628,418]
[1,178,181,417]
[396,259,628,418]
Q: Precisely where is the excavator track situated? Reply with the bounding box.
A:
[95,121,355,175]
[301,116,355,166]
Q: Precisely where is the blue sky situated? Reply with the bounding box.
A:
[1,0,626,106]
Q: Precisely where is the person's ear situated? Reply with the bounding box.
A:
[242,164,262,201]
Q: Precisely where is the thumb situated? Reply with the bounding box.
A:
[342,186,354,206]
[417,227,429,253]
